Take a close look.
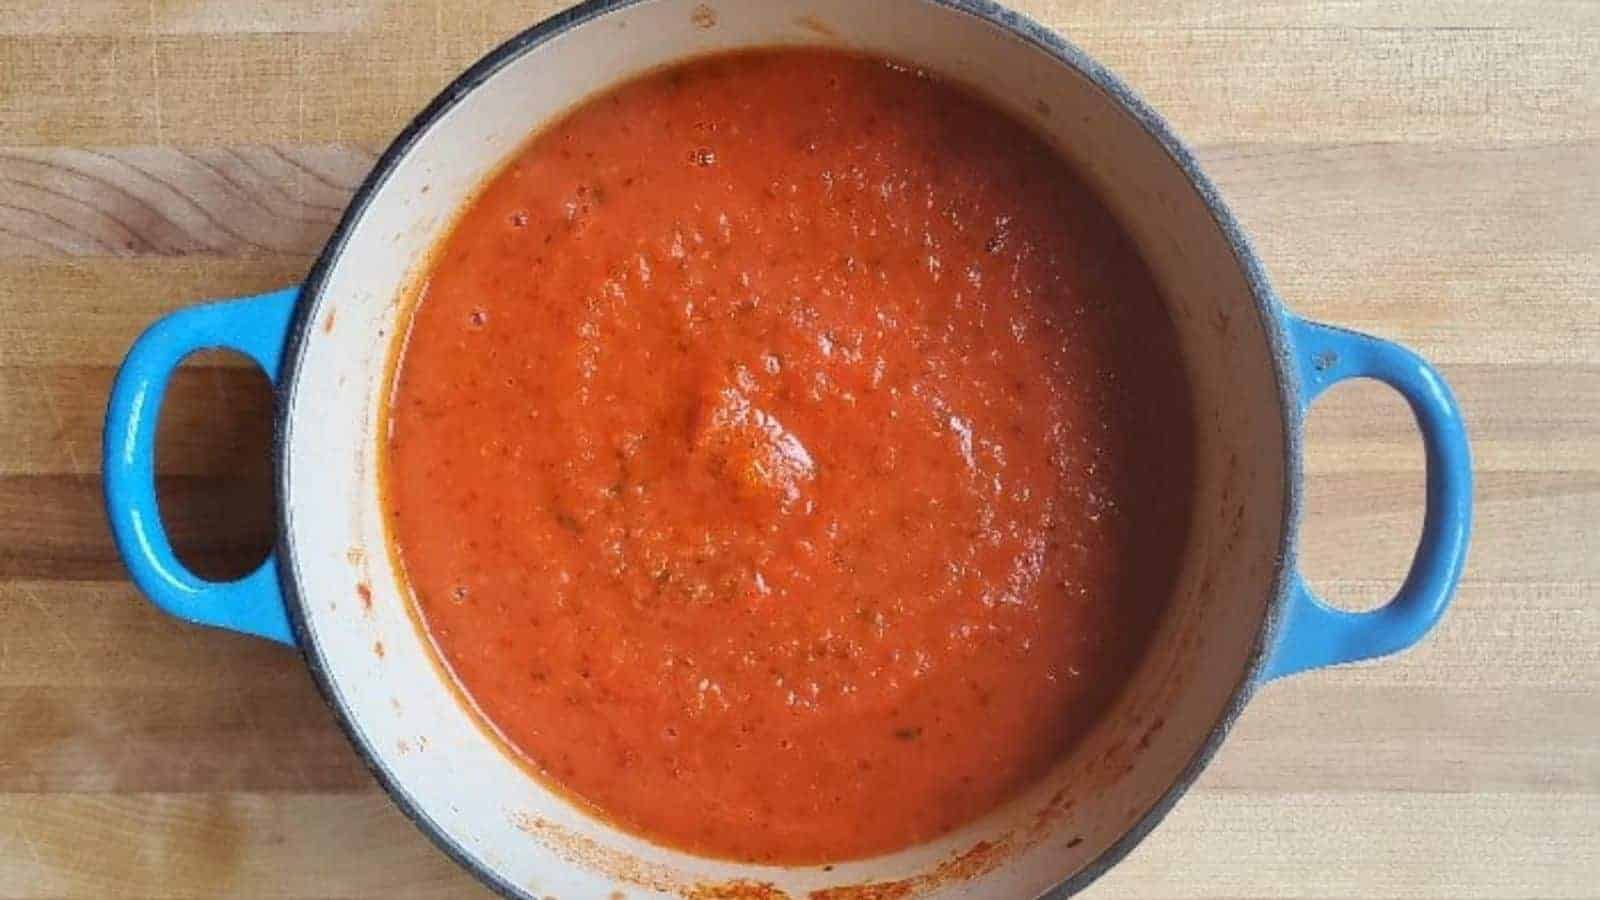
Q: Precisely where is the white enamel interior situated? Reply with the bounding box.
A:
[280,1,1290,897]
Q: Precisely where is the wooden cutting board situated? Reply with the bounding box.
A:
[1,1,1595,897]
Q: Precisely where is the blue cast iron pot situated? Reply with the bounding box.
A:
[102,1,1472,897]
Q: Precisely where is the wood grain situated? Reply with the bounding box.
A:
[0,791,1592,899]
[3,18,1598,145]
[0,146,370,258]
[0,0,1595,897]
[9,0,1600,37]
[0,259,311,367]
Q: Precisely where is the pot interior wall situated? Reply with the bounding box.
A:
[280,1,1291,897]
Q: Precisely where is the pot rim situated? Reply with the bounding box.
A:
[272,1,1302,897]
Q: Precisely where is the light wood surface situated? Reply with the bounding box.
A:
[1,1,1595,897]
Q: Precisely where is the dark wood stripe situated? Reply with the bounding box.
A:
[3,363,275,478]
[0,474,273,581]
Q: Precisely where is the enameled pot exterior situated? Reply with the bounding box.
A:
[103,1,1472,897]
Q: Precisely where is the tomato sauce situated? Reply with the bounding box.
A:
[385,49,1193,864]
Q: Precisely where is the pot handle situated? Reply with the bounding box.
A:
[103,287,299,645]
[1263,317,1471,680]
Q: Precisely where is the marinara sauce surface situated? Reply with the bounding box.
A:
[386,49,1193,864]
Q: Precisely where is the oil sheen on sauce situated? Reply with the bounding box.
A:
[386,49,1194,864]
